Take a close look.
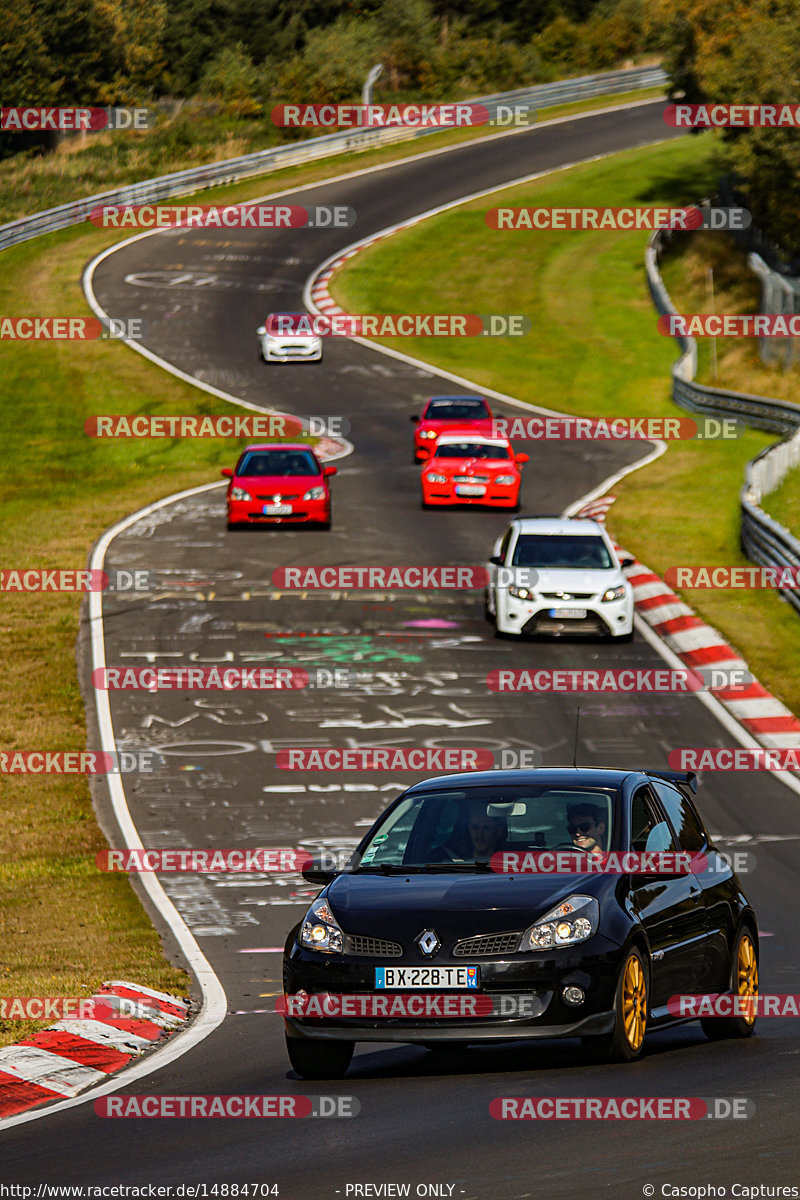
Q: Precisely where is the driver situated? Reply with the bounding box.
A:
[566,802,607,860]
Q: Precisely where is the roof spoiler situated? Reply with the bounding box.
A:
[645,769,698,794]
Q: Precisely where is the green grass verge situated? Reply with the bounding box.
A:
[0,86,663,226]
[331,133,800,716]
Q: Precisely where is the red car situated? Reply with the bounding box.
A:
[419,434,528,508]
[411,394,494,461]
[222,443,336,530]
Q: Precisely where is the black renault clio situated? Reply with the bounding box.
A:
[283,768,758,1078]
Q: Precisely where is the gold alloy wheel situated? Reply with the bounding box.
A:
[621,953,647,1051]
[737,932,759,1025]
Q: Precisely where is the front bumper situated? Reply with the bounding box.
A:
[263,339,322,362]
[422,482,519,507]
[227,497,330,524]
[284,939,619,1043]
[497,593,633,637]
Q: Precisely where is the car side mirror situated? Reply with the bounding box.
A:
[256,326,266,336]
[301,858,340,884]
[323,465,337,477]
[515,453,529,465]
[489,554,505,567]
[221,468,234,478]
[620,556,635,569]
[410,414,420,423]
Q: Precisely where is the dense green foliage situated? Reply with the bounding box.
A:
[657,0,800,258]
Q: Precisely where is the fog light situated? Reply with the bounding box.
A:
[563,985,585,1006]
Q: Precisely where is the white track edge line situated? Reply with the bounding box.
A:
[0,482,238,1132]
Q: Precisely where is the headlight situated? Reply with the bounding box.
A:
[508,584,534,600]
[494,475,516,485]
[424,473,448,484]
[601,584,627,603]
[521,895,598,951]
[299,899,343,955]
[302,486,326,500]
[230,487,252,501]
[419,430,438,439]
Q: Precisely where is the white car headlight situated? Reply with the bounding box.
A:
[425,473,448,484]
[521,895,599,951]
[508,584,534,600]
[601,585,627,603]
[302,486,326,500]
[419,430,438,439]
[300,899,343,955]
[230,487,252,501]
[494,475,516,485]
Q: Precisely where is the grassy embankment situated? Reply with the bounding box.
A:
[331,133,800,715]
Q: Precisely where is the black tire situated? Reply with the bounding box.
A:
[483,592,496,624]
[701,925,758,1041]
[286,1037,354,1080]
[585,946,649,1062]
[616,630,634,643]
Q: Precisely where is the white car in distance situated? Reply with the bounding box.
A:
[485,516,635,641]
[257,318,322,363]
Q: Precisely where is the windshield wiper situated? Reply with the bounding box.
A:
[352,863,425,874]
[422,861,494,872]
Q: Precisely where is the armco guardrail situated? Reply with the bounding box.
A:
[0,65,665,253]
[647,213,800,616]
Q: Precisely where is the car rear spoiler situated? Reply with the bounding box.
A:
[644,769,698,794]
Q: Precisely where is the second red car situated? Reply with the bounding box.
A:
[419,434,528,508]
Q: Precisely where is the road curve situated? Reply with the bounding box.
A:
[3,101,800,1196]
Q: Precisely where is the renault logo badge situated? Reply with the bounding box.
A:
[416,929,441,957]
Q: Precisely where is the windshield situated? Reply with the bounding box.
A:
[425,398,490,420]
[353,786,615,870]
[237,450,319,477]
[433,442,509,460]
[512,534,613,570]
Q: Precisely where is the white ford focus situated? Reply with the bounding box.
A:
[257,321,322,363]
[485,517,635,641]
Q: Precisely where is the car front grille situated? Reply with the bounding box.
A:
[346,935,403,958]
[526,611,607,637]
[453,931,522,956]
[453,475,489,483]
[254,492,301,500]
[539,592,594,600]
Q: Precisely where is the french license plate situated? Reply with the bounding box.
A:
[548,607,587,619]
[374,966,479,989]
[263,504,292,515]
[455,485,485,497]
